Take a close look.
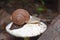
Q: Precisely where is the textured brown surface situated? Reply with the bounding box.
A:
[38,15,60,40]
[12,9,30,25]
[0,9,11,31]
[0,32,14,40]
[10,23,26,30]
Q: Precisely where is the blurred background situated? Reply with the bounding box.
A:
[0,0,59,40]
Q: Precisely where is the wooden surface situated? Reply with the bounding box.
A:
[38,15,60,40]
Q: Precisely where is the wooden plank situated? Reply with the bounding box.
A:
[38,15,60,40]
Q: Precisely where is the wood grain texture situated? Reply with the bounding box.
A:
[38,15,60,40]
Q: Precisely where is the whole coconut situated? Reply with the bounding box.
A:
[11,9,30,25]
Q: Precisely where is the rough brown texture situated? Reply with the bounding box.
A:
[38,15,60,40]
[0,9,11,31]
[10,23,26,30]
[0,32,14,40]
[11,9,30,25]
